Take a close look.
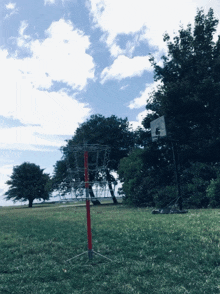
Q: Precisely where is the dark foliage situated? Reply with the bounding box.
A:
[5,162,51,207]
[53,114,135,204]
[144,8,220,162]
[119,9,220,208]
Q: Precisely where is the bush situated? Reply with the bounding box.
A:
[153,186,178,208]
[119,146,220,209]
[118,149,155,207]
[207,177,220,208]
[181,162,218,208]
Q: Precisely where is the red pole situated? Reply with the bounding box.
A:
[84,150,93,259]
[84,151,89,189]
[86,199,92,250]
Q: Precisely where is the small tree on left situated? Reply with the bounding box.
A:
[4,162,51,208]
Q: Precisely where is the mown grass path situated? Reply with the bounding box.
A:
[0,205,220,293]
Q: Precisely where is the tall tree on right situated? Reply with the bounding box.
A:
[143,8,220,163]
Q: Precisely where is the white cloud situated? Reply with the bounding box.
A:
[120,84,128,90]
[0,21,93,150]
[88,0,148,41]
[129,109,151,130]
[129,82,162,130]
[16,19,95,90]
[0,164,13,176]
[0,164,14,196]
[0,127,62,149]
[44,0,56,5]
[90,0,220,84]
[88,0,220,57]
[62,0,78,4]
[0,164,25,206]
[101,55,153,83]
[16,20,31,47]
[4,2,18,19]
[44,0,78,5]
[129,81,161,109]
[0,18,95,150]
[5,2,16,10]
[18,20,28,36]
[0,50,91,134]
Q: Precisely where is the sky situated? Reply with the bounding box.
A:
[0,0,220,206]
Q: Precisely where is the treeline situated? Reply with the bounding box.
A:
[4,8,220,208]
[119,8,220,208]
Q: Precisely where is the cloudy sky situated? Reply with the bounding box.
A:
[0,0,220,205]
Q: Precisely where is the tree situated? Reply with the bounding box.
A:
[5,162,51,208]
[119,9,220,208]
[143,8,220,163]
[118,142,177,207]
[52,159,70,196]
[53,114,134,204]
[118,148,154,207]
[181,162,218,208]
[207,176,220,208]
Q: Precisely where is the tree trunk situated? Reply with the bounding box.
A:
[89,185,101,205]
[28,199,33,208]
[106,169,118,204]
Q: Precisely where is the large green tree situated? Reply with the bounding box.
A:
[119,8,220,208]
[143,8,220,163]
[5,162,51,207]
[53,114,134,204]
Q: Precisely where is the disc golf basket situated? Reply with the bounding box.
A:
[65,144,112,261]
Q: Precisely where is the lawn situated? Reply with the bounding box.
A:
[0,204,220,293]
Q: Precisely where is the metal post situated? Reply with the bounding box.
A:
[84,150,93,259]
[171,141,182,211]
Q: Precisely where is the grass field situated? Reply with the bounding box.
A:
[0,204,220,294]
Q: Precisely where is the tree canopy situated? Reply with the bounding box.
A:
[5,162,51,207]
[52,114,134,204]
[63,114,134,170]
[143,8,220,162]
[119,8,220,208]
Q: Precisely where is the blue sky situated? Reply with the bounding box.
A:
[0,0,220,205]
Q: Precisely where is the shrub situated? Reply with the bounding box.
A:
[153,185,178,208]
[207,177,220,208]
[181,162,218,208]
[118,149,155,207]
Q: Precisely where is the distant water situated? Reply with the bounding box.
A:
[0,191,121,207]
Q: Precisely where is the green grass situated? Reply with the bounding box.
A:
[0,204,220,294]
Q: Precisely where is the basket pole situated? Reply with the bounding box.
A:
[84,150,93,259]
[65,145,113,263]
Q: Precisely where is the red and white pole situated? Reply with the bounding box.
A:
[84,150,93,259]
